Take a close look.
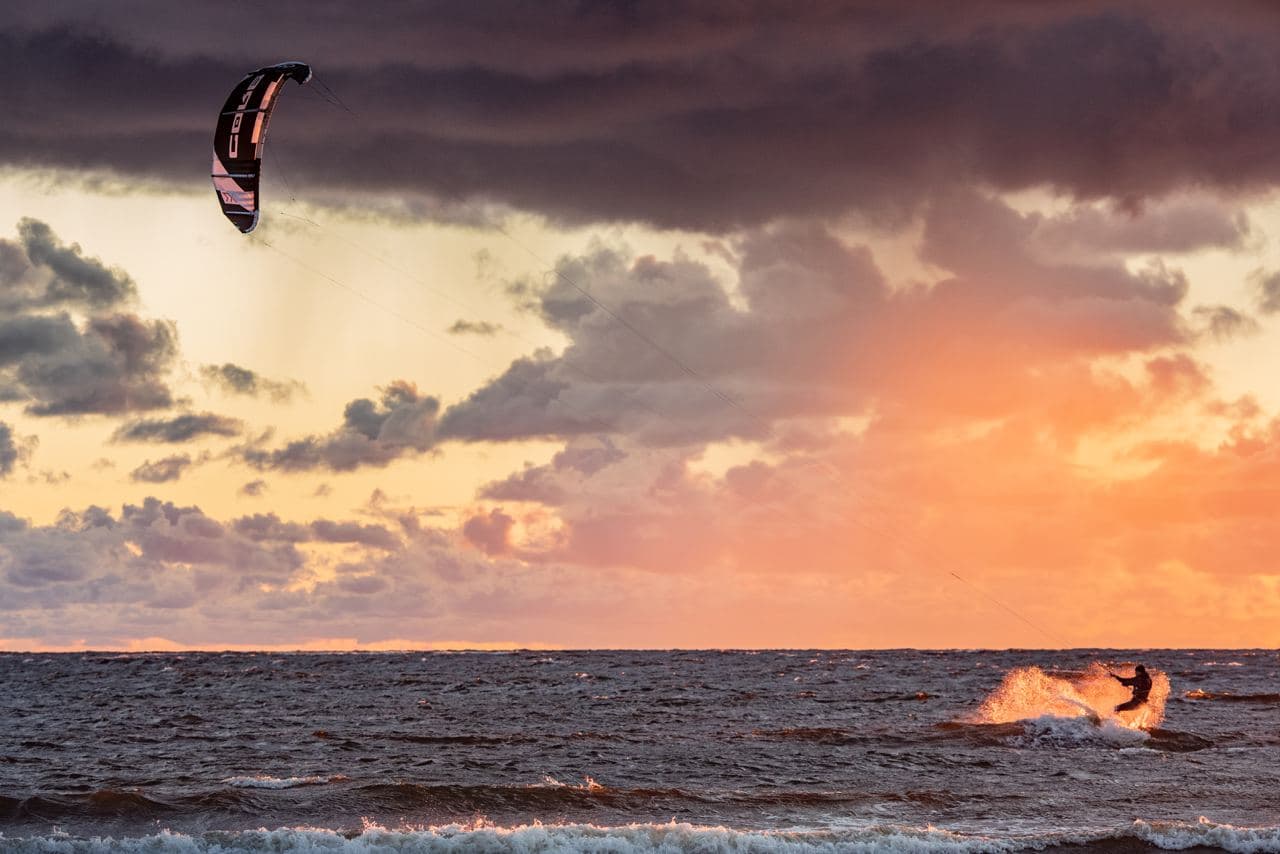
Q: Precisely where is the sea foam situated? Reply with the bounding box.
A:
[2,819,1279,854]
[221,776,340,789]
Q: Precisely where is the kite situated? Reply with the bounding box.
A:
[211,61,312,233]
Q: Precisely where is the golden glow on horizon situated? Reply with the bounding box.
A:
[0,637,558,653]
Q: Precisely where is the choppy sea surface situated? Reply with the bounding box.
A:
[1,650,1278,853]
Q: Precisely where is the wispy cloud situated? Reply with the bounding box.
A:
[112,412,243,444]
[200,363,306,403]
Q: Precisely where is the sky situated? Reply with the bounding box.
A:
[2,1,1280,650]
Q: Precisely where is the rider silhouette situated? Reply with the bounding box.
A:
[1111,664,1152,712]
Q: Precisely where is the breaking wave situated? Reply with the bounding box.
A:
[1,818,1278,853]
[222,776,341,789]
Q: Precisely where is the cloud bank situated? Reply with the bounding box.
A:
[6,5,1280,229]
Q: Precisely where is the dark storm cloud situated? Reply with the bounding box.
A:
[129,454,193,483]
[6,4,1280,229]
[200,363,305,403]
[112,412,243,443]
[241,381,439,472]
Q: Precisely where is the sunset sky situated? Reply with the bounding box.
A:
[3,1,1280,650]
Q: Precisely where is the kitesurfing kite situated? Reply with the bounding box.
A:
[211,61,312,233]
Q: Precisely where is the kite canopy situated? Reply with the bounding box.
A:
[211,61,312,233]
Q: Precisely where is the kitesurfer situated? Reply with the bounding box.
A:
[1110,664,1151,712]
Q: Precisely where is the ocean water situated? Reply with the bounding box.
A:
[1,649,1278,852]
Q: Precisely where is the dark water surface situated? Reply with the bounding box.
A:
[1,650,1278,852]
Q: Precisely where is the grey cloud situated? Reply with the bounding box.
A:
[921,191,1188,308]
[919,190,1190,354]
[0,383,26,403]
[230,512,400,551]
[1192,305,1260,342]
[0,489,685,645]
[1034,201,1252,255]
[462,508,516,556]
[232,513,310,543]
[0,498,446,639]
[0,240,27,287]
[0,422,17,477]
[0,218,135,313]
[6,7,1280,229]
[480,464,569,506]
[2,526,102,588]
[448,320,503,336]
[15,218,136,309]
[310,520,402,551]
[0,314,80,364]
[112,412,242,443]
[479,438,625,504]
[439,193,1198,448]
[553,438,626,475]
[242,381,439,472]
[239,479,267,497]
[336,573,388,595]
[438,354,608,442]
[130,454,193,483]
[1254,270,1280,315]
[0,311,177,416]
[117,498,301,580]
[200,363,305,403]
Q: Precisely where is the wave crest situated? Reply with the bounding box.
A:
[2,818,1279,854]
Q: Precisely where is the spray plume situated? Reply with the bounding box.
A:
[974,663,1169,729]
